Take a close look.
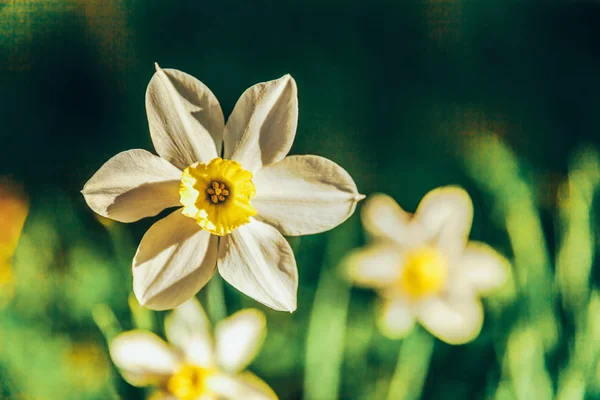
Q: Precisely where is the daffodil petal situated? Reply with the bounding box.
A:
[109,330,180,387]
[237,372,279,400]
[342,245,402,289]
[215,309,266,373]
[133,211,218,310]
[165,297,214,367]
[460,242,509,295]
[378,298,416,339]
[361,194,412,244]
[217,219,298,312]
[82,149,182,223]
[223,75,297,172]
[146,64,223,168]
[207,372,278,400]
[416,296,483,345]
[147,392,178,400]
[413,186,473,255]
[252,155,364,236]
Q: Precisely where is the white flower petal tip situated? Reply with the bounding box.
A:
[218,220,298,312]
[461,242,510,296]
[237,372,279,400]
[207,372,278,400]
[253,155,364,236]
[109,330,180,387]
[340,245,402,289]
[417,298,484,345]
[415,185,474,243]
[378,299,416,340]
[216,309,267,373]
[133,211,218,311]
[223,74,298,172]
[164,297,214,367]
[361,193,412,242]
[81,149,182,223]
[146,66,223,169]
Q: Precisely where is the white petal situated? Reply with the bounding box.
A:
[223,75,297,172]
[146,64,222,169]
[378,298,416,339]
[148,393,178,400]
[109,330,180,387]
[460,242,509,295]
[252,155,364,236]
[215,309,266,373]
[133,211,218,310]
[342,245,402,288]
[165,297,214,367]
[416,296,483,345]
[236,372,279,400]
[217,219,298,312]
[413,186,473,254]
[361,194,412,244]
[82,149,181,223]
[207,372,278,400]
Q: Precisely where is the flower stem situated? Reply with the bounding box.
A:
[387,327,435,400]
[303,267,351,400]
[303,225,357,400]
[206,273,227,323]
[92,304,122,343]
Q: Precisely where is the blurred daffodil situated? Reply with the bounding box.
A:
[82,64,363,312]
[343,187,508,344]
[110,298,276,400]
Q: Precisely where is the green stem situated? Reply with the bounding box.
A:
[303,223,359,400]
[387,327,435,400]
[462,134,557,350]
[206,273,227,324]
[303,266,351,400]
[92,304,122,343]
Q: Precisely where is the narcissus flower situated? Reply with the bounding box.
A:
[343,187,508,344]
[110,299,276,400]
[82,64,363,312]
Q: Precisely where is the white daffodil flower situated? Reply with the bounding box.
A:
[110,298,276,400]
[82,64,363,312]
[343,187,508,345]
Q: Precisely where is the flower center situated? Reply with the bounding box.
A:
[180,158,257,236]
[207,181,230,204]
[399,247,448,299]
[167,364,209,400]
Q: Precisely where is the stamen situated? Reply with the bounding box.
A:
[399,247,448,298]
[207,181,230,204]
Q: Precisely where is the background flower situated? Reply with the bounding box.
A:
[110,298,276,400]
[344,187,508,344]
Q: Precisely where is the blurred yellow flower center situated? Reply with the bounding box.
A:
[399,247,448,298]
[180,158,257,236]
[167,364,210,400]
